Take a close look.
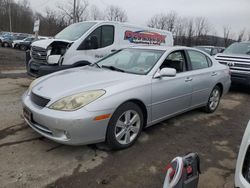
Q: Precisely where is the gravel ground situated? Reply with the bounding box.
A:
[0,47,26,71]
[0,48,249,188]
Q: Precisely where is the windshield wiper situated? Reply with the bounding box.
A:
[102,65,125,72]
[90,63,101,68]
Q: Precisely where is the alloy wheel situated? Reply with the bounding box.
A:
[114,110,141,145]
[209,88,220,111]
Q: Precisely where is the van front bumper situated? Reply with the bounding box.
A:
[27,60,72,78]
[22,93,112,145]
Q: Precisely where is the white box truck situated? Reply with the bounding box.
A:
[26,21,173,77]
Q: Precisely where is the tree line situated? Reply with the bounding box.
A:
[0,0,249,47]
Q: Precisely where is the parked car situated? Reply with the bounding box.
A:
[215,41,250,86]
[1,34,27,48]
[26,21,174,77]
[14,37,35,51]
[22,46,231,149]
[235,121,250,188]
[194,46,225,56]
[0,32,11,44]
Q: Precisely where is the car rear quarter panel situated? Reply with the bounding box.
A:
[212,61,231,96]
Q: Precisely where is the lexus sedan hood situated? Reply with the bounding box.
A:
[31,66,140,99]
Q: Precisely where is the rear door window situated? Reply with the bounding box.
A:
[187,50,210,70]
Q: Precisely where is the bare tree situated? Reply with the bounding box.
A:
[147,11,178,32]
[223,26,232,47]
[195,17,209,36]
[105,5,127,22]
[57,0,89,24]
[147,14,167,29]
[90,5,103,20]
[186,18,195,46]
[237,28,245,42]
[211,31,219,46]
[174,17,187,45]
[165,11,178,32]
[194,17,210,45]
[38,8,67,36]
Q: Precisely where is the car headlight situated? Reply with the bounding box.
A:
[49,90,106,111]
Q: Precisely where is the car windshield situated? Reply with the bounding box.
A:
[55,22,96,41]
[223,43,250,55]
[97,49,165,75]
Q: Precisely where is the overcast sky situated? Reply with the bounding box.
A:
[30,0,250,38]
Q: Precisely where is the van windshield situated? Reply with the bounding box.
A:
[223,43,250,55]
[55,22,96,41]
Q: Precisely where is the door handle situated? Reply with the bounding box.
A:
[211,72,217,76]
[111,49,117,52]
[185,77,193,82]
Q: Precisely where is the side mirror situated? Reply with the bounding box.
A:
[154,68,176,78]
[47,55,61,64]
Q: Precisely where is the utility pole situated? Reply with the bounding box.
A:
[73,0,76,23]
[8,0,12,32]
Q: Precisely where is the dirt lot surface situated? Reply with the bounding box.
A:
[0,47,26,71]
[0,48,250,188]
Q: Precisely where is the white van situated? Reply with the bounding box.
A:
[26,21,173,77]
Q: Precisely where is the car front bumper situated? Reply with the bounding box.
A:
[231,71,250,86]
[22,93,113,145]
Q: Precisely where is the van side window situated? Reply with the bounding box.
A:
[160,51,187,73]
[102,25,114,47]
[187,50,209,70]
[89,27,101,49]
[80,25,114,50]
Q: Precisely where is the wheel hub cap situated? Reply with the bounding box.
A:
[115,110,141,145]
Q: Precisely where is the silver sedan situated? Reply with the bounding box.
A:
[22,46,231,149]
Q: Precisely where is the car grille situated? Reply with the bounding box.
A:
[216,55,250,72]
[31,46,47,63]
[30,92,50,107]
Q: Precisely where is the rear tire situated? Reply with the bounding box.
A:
[106,102,144,150]
[204,86,221,113]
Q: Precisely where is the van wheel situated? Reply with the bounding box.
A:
[204,86,221,113]
[20,45,27,51]
[106,102,143,150]
[3,42,8,47]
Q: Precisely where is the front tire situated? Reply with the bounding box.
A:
[204,86,221,113]
[3,42,9,48]
[106,102,144,150]
[20,45,27,51]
